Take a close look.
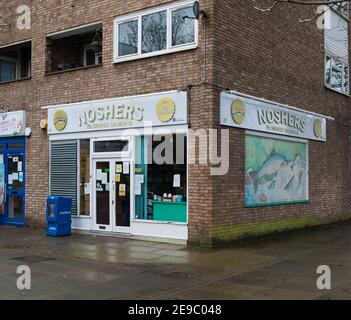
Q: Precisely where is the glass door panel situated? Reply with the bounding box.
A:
[7,154,24,191]
[7,195,23,219]
[95,161,111,230]
[5,152,25,224]
[114,161,130,228]
[93,159,131,233]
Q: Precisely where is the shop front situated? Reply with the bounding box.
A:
[46,91,189,242]
[221,91,328,208]
[0,111,26,226]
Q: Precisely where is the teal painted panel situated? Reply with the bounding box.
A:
[153,201,187,223]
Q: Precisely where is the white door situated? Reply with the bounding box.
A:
[93,159,132,233]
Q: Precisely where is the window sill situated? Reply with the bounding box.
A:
[72,215,91,219]
[325,84,350,97]
[45,64,102,76]
[131,219,188,226]
[113,44,197,64]
[0,77,31,86]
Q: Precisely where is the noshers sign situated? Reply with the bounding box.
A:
[47,91,187,134]
[220,92,327,142]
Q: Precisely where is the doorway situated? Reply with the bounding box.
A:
[93,158,131,233]
[0,137,26,226]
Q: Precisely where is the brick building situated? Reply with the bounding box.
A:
[0,0,350,247]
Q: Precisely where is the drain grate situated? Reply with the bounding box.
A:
[12,255,55,264]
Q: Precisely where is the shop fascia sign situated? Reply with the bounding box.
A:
[47,91,187,134]
[0,111,26,137]
[220,91,327,142]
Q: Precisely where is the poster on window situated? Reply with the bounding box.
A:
[245,134,308,207]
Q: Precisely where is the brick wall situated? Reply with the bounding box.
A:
[1,0,351,246]
[0,0,216,241]
[208,0,351,246]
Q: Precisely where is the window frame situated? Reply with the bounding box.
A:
[325,54,349,95]
[83,45,102,67]
[244,131,309,208]
[113,0,198,63]
[330,1,350,20]
[0,55,20,83]
[77,139,91,217]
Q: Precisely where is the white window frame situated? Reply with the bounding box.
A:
[113,0,198,63]
[325,54,349,95]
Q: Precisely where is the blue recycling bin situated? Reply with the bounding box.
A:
[46,196,72,237]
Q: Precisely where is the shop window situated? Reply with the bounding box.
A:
[46,23,102,73]
[0,41,31,84]
[79,140,90,216]
[114,1,197,62]
[135,134,187,223]
[325,55,349,94]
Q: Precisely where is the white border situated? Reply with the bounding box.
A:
[245,130,309,204]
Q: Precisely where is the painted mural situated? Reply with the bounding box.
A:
[245,135,308,206]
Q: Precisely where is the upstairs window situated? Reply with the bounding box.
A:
[46,22,103,74]
[325,55,349,94]
[114,1,198,62]
[0,41,31,84]
[331,1,349,19]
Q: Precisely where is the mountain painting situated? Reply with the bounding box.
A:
[245,135,308,206]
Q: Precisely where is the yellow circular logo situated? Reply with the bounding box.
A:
[231,99,245,125]
[314,119,322,138]
[53,110,68,132]
[156,97,176,123]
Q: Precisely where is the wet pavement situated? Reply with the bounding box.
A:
[1,223,351,300]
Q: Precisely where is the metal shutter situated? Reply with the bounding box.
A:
[50,140,78,215]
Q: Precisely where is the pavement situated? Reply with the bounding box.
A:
[1,223,351,300]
